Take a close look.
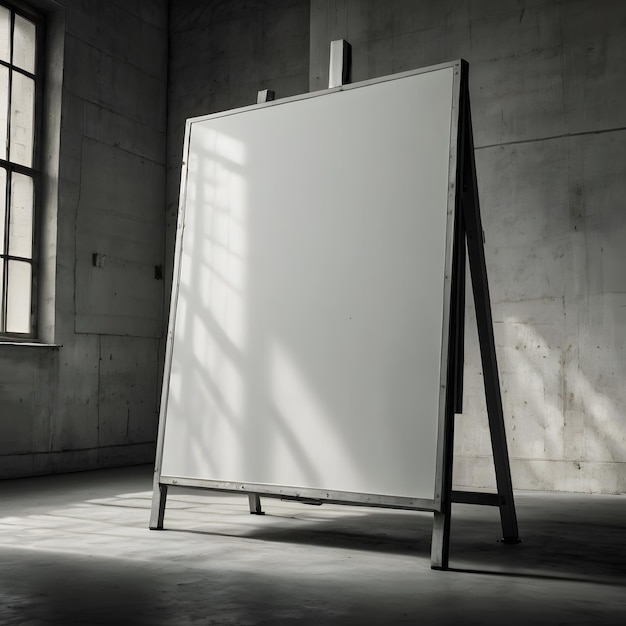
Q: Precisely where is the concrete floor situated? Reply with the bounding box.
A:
[0,466,624,625]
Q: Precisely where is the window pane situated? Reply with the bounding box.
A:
[0,65,7,160]
[13,15,36,74]
[9,71,34,167]
[0,259,4,331]
[9,172,33,258]
[6,259,31,333]
[0,6,9,63]
[0,167,6,246]
[0,167,7,249]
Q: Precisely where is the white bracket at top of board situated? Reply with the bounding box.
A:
[257,89,275,104]
[329,39,352,88]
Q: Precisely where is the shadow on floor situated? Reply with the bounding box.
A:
[2,541,624,626]
[164,496,626,586]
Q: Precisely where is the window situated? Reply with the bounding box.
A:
[0,2,41,338]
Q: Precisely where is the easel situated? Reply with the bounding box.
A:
[150,44,520,570]
[431,56,521,568]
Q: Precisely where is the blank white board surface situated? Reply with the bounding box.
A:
[160,65,457,502]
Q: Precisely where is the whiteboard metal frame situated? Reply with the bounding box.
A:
[152,59,462,514]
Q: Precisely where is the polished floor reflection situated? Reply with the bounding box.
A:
[0,465,624,625]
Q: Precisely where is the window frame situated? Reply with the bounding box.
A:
[0,0,44,340]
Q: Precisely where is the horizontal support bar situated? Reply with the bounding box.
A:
[451,490,503,506]
[281,496,323,506]
[159,475,438,512]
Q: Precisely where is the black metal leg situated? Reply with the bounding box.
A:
[248,493,264,515]
[149,483,168,530]
[462,92,520,543]
[431,193,465,570]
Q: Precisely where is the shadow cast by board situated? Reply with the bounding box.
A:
[167,509,433,557]
[163,502,626,586]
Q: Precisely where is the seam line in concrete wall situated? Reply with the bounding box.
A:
[456,454,626,466]
[72,150,83,335]
[83,100,168,139]
[0,443,157,459]
[97,335,102,453]
[64,85,167,137]
[476,125,626,150]
[107,0,167,31]
[80,135,166,168]
[67,32,167,82]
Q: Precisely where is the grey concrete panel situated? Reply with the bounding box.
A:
[109,0,168,30]
[98,336,159,448]
[53,334,99,452]
[65,0,167,78]
[469,50,565,148]
[97,442,156,467]
[63,37,166,132]
[559,0,626,44]
[0,453,50,478]
[47,448,100,474]
[62,35,102,102]
[388,21,471,74]
[0,347,56,456]
[455,133,626,487]
[95,51,166,131]
[82,101,166,164]
[467,3,560,64]
[74,138,164,337]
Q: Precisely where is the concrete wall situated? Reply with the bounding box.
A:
[0,0,168,477]
[310,0,626,494]
[3,0,624,494]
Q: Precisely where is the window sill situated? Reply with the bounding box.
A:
[0,341,62,348]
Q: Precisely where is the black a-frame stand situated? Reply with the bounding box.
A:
[431,60,521,569]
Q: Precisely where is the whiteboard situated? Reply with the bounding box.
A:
[159,63,459,505]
